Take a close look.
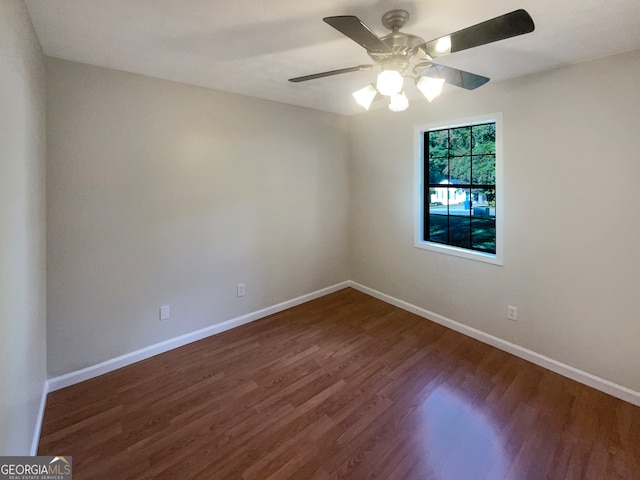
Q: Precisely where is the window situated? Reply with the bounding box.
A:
[415,115,502,265]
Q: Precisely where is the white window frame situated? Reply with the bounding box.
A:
[414,113,503,266]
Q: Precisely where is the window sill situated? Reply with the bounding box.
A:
[414,240,503,266]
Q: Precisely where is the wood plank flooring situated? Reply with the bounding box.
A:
[39,288,640,479]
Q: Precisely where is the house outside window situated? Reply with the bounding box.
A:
[415,114,503,265]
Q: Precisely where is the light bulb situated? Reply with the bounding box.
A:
[389,91,409,112]
[434,36,452,54]
[376,70,404,96]
[352,85,377,110]
[416,76,445,102]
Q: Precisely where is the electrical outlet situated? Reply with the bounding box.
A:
[507,305,518,321]
[159,305,170,321]
[237,284,245,297]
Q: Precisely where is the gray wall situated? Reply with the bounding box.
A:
[46,59,350,376]
[350,49,640,392]
[0,0,47,455]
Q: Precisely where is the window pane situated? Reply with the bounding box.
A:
[449,216,471,249]
[428,130,449,158]
[472,188,496,217]
[428,214,448,243]
[449,156,470,184]
[429,157,448,184]
[449,188,471,216]
[472,155,495,185]
[449,127,471,156]
[471,218,496,253]
[428,188,448,213]
[472,123,496,155]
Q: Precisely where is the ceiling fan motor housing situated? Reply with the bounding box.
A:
[369,10,427,72]
[381,9,410,31]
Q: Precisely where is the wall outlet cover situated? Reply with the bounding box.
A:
[159,305,170,320]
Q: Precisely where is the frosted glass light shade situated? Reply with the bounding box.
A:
[388,91,409,112]
[416,76,445,102]
[376,70,404,96]
[352,85,377,110]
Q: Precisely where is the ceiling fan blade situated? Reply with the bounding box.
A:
[418,9,535,59]
[416,63,489,90]
[288,65,373,83]
[323,16,392,53]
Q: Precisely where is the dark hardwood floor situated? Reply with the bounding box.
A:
[39,288,640,479]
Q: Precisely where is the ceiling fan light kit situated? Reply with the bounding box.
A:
[289,8,535,112]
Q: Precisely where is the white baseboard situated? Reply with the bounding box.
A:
[47,281,350,392]
[348,281,640,407]
[30,379,49,455]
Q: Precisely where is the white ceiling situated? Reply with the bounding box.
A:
[25,0,640,115]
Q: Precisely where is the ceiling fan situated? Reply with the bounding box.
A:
[289,9,535,111]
